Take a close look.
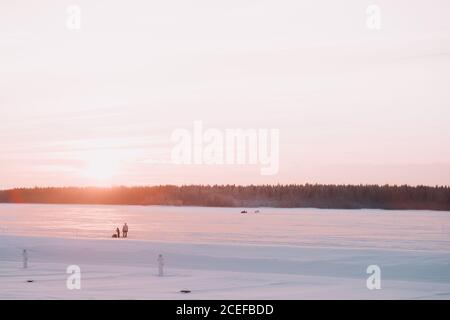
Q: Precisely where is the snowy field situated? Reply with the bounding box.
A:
[1,204,450,299]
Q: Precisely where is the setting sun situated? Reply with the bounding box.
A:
[84,154,120,182]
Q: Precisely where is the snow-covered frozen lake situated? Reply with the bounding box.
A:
[1,204,450,250]
[0,204,449,299]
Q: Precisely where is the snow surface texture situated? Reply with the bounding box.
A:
[0,204,449,299]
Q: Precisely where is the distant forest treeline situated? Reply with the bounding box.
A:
[0,184,449,210]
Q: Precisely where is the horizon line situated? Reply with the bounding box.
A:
[2,183,450,191]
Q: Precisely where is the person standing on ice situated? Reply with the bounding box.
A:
[122,223,128,238]
[116,227,120,238]
[22,249,28,269]
[157,254,164,277]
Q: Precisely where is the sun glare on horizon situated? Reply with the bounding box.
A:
[83,153,121,183]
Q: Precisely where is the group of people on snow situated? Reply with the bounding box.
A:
[113,222,128,238]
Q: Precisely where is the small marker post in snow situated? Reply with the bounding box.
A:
[158,254,164,277]
[22,249,28,269]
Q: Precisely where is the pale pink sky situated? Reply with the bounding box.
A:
[1,0,450,188]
